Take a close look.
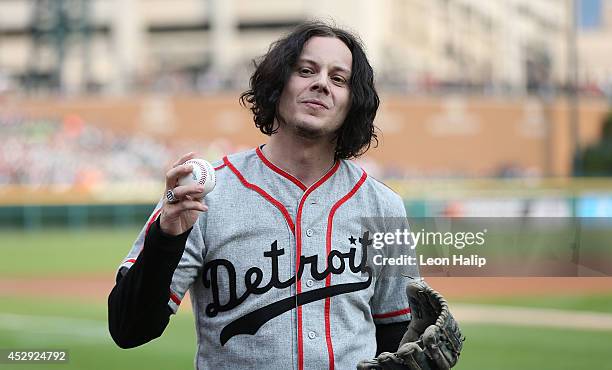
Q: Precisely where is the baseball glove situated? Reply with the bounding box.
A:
[357,279,464,370]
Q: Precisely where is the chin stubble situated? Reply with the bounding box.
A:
[294,122,326,139]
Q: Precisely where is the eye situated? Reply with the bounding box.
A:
[298,67,314,75]
[331,75,347,85]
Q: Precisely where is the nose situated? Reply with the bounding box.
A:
[310,72,330,95]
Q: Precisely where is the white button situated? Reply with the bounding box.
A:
[306,229,314,237]
[306,279,314,287]
[308,331,316,339]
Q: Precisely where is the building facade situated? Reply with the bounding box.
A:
[0,0,608,96]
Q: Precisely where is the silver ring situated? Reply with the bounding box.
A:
[166,189,179,204]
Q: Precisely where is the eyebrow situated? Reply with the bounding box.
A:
[297,58,351,75]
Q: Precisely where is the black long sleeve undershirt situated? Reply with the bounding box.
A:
[107,218,408,353]
[108,218,191,348]
[375,321,409,355]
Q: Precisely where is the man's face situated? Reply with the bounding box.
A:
[276,36,352,140]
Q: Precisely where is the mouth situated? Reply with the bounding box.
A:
[301,99,329,109]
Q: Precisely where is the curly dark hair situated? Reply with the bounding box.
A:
[239,21,379,160]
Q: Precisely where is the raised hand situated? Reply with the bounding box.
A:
[159,152,209,236]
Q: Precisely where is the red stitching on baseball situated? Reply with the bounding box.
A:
[186,159,208,185]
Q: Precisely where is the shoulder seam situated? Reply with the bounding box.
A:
[366,175,402,198]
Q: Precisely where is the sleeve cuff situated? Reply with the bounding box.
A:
[373,307,412,324]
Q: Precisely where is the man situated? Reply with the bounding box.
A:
[109,21,460,370]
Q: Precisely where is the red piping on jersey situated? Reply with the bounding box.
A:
[123,207,163,264]
[146,208,163,236]
[323,170,367,370]
[214,163,226,171]
[169,291,182,305]
[295,160,340,370]
[223,156,295,234]
[256,146,308,191]
[372,307,412,319]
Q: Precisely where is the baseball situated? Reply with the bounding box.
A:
[178,158,216,198]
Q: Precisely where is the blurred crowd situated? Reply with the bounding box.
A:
[0,114,235,188]
[1,112,546,188]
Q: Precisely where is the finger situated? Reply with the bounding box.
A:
[356,359,382,370]
[163,200,208,218]
[171,199,208,213]
[183,195,208,205]
[172,184,205,199]
[172,152,198,168]
[165,163,194,190]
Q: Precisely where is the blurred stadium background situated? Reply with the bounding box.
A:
[1,0,612,369]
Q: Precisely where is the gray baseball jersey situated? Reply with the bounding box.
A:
[119,147,418,370]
